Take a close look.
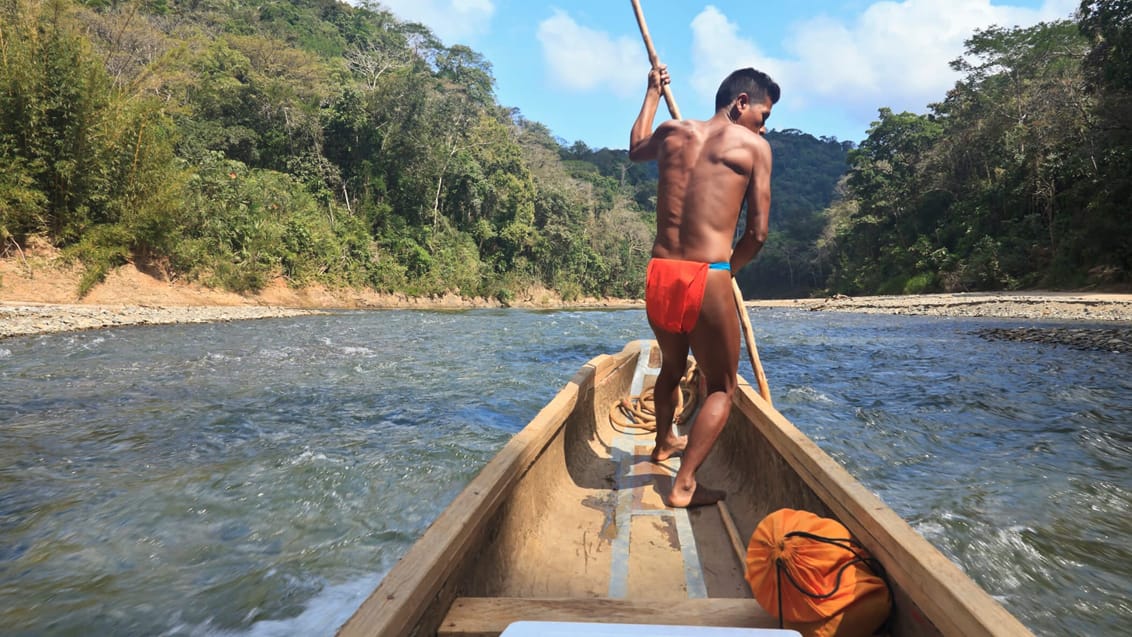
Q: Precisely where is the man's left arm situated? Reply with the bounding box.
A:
[730,137,772,272]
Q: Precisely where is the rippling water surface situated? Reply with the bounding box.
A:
[1,309,1129,636]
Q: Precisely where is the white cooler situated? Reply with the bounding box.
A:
[500,622,802,637]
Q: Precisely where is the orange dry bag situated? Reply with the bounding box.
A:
[745,508,891,637]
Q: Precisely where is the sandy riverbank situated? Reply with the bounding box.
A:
[0,256,641,339]
[2,255,1131,341]
[749,290,1132,322]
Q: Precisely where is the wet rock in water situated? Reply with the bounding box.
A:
[974,327,1132,353]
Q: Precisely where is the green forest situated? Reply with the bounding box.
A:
[0,0,1128,301]
[823,1,1132,294]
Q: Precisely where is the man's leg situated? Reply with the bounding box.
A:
[666,270,739,508]
[649,323,690,462]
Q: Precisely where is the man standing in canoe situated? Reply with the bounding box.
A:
[629,65,778,508]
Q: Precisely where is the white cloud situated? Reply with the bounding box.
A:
[376,0,495,43]
[690,6,786,104]
[691,0,1078,127]
[536,10,647,97]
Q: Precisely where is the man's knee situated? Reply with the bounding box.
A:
[657,361,686,389]
[703,372,737,397]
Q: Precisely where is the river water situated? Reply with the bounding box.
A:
[1,309,1129,636]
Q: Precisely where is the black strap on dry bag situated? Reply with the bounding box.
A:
[771,531,893,630]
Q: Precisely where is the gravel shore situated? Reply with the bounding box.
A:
[748,291,1132,322]
[6,255,1130,352]
[0,257,636,339]
[749,291,1132,353]
[3,291,1132,352]
[0,303,317,339]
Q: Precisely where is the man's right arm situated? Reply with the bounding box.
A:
[629,67,669,162]
[730,136,773,272]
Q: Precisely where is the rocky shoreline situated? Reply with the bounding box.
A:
[3,291,1132,353]
[3,255,1131,348]
[0,257,641,339]
[973,326,1132,353]
[751,292,1132,353]
[749,291,1132,321]
[0,303,319,339]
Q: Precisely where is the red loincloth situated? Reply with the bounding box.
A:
[645,258,710,334]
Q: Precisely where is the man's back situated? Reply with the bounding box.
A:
[650,118,768,266]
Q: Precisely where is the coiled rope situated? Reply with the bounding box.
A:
[608,361,702,435]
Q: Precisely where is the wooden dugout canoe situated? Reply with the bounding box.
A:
[337,340,1033,637]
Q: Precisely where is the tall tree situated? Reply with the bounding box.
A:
[1077,0,1132,280]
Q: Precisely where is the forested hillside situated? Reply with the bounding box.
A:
[5,0,1123,302]
[821,1,1132,294]
[559,132,852,300]
[0,0,660,300]
[738,130,852,298]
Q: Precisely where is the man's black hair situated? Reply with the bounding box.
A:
[715,68,780,111]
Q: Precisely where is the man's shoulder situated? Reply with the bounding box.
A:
[704,123,770,159]
[657,118,697,135]
[722,124,769,147]
[723,127,772,165]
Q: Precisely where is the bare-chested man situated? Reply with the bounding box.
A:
[628,66,778,508]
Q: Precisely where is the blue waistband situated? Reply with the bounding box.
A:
[708,261,731,271]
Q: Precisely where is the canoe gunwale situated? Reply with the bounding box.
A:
[336,343,642,637]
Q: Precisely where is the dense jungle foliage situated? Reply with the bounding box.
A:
[1,0,1126,300]
[0,0,654,299]
[0,0,851,300]
[822,1,1132,294]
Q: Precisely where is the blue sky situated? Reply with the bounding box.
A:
[372,0,1079,149]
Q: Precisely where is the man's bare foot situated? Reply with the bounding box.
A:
[650,434,687,462]
[666,482,726,508]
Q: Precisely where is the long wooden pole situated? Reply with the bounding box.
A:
[629,0,682,120]
[629,0,772,405]
[733,280,772,403]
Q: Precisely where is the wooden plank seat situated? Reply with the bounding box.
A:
[438,597,778,637]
